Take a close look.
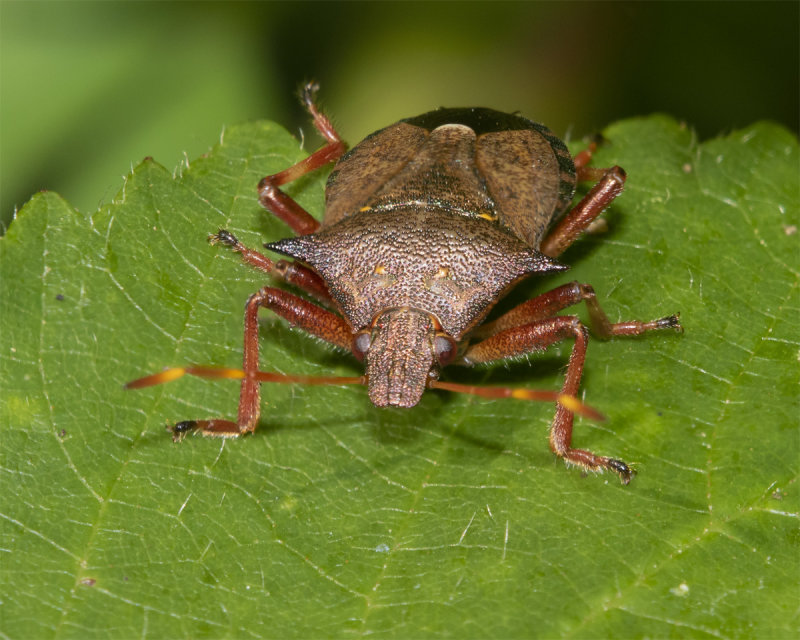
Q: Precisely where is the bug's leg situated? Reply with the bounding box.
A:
[571,138,608,179]
[226,287,353,437]
[463,316,634,483]
[258,82,347,236]
[540,165,626,258]
[473,281,682,340]
[128,287,354,440]
[208,229,333,305]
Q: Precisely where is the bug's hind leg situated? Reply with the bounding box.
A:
[463,316,634,483]
[126,286,355,440]
[541,319,634,483]
[210,286,352,439]
[258,82,347,236]
[464,281,680,483]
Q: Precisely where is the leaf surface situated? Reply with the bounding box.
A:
[1,116,797,638]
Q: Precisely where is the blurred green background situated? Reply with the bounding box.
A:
[2,1,798,231]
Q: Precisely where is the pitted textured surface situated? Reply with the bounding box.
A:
[268,208,562,336]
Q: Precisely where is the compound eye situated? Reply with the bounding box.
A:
[353,330,372,361]
[433,333,458,367]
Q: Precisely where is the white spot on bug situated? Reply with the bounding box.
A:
[374,543,390,553]
[670,582,690,597]
[432,123,474,134]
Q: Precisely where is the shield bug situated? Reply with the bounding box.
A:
[127,83,681,484]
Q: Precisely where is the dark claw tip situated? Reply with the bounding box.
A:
[169,421,198,442]
[659,313,683,333]
[209,229,237,246]
[607,458,634,485]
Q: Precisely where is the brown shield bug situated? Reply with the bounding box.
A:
[127,83,681,484]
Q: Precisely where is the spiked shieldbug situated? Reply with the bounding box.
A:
[127,83,681,484]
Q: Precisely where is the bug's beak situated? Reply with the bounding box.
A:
[364,308,435,408]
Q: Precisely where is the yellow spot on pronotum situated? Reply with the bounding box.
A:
[373,265,386,275]
[478,212,497,221]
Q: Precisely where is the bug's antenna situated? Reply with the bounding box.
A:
[126,367,603,421]
[125,366,365,390]
[428,380,604,421]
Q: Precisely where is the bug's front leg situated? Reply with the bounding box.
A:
[463,316,634,483]
[209,229,334,305]
[139,287,354,440]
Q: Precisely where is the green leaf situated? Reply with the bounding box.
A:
[2,116,797,638]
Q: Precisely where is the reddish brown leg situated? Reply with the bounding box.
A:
[540,321,634,483]
[225,286,353,437]
[540,166,627,258]
[572,139,598,173]
[127,85,352,440]
[473,281,682,340]
[209,229,333,304]
[128,287,355,440]
[463,316,635,483]
[258,82,347,236]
